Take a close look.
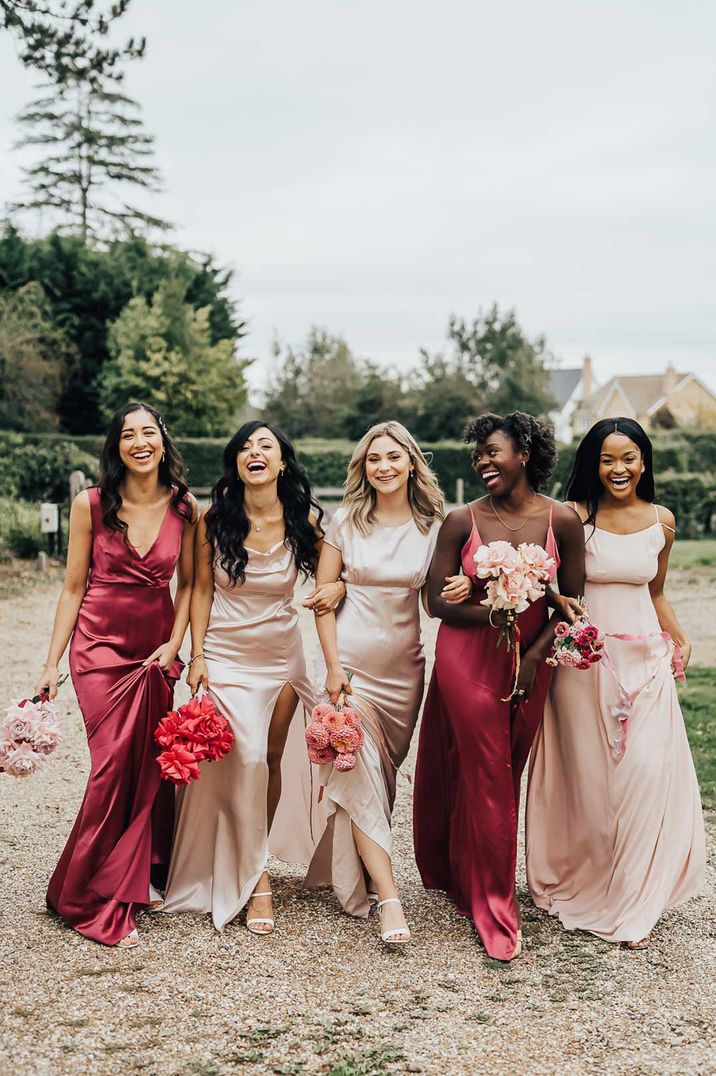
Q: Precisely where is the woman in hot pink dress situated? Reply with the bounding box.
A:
[413,412,584,961]
[35,403,197,948]
[526,418,705,949]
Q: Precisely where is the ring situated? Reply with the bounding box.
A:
[515,688,525,696]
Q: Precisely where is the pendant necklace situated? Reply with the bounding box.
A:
[489,490,537,532]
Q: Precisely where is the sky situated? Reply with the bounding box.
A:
[1,0,715,400]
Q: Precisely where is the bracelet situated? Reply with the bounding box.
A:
[187,653,205,666]
[489,608,497,628]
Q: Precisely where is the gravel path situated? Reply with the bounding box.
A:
[1,579,714,1076]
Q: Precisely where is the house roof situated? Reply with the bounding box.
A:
[589,373,690,416]
[549,367,582,408]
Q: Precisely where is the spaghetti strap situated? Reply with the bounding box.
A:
[655,503,676,533]
[548,501,554,527]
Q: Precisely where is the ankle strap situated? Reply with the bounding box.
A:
[377,897,401,909]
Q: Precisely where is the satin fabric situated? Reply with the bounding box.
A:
[526,518,705,941]
[413,506,559,961]
[47,487,184,945]
[163,540,321,931]
[305,509,439,916]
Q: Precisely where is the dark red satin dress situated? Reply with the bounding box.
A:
[413,506,559,961]
[47,487,184,945]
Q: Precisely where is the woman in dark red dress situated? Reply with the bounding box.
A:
[35,402,197,948]
[413,412,584,961]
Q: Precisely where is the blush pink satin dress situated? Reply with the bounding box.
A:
[526,510,705,942]
[47,487,185,945]
[413,505,559,961]
[163,540,321,931]
[305,508,439,916]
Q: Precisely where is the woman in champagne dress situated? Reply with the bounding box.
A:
[36,403,196,948]
[305,421,470,944]
[163,422,343,933]
[526,418,705,948]
[413,412,585,961]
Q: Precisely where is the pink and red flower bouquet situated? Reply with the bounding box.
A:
[305,686,365,774]
[154,692,234,785]
[1,678,67,778]
[547,614,605,670]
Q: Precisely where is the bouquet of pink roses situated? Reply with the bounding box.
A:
[547,612,605,670]
[305,677,365,773]
[0,676,67,778]
[474,541,555,700]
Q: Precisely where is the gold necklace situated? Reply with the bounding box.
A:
[489,491,537,532]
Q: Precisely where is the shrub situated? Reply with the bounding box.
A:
[0,498,44,557]
[0,438,99,502]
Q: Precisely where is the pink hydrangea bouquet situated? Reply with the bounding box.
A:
[0,676,67,778]
[305,675,365,773]
[546,613,605,670]
[474,541,555,701]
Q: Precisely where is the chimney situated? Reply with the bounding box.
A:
[663,363,677,397]
[582,354,593,404]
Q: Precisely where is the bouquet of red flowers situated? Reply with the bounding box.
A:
[547,612,605,670]
[154,691,234,785]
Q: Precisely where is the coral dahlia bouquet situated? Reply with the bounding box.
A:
[547,612,605,670]
[0,676,67,778]
[305,673,365,773]
[154,691,235,785]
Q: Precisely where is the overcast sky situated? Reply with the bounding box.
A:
[1,0,715,398]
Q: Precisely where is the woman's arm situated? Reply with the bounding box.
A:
[517,504,586,696]
[143,496,198,671]
[649,506,691,668]
[425,509,494,627]
[313,541,351,703]
[186,510,215,694]
[34,491,93,698]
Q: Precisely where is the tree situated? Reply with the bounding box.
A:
[0,281,75,430]
[0,226,246,432]
[99,271,252,436]
[0,0,144,81]
[13,74,169,241]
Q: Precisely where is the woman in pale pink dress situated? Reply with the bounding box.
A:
[526,418,705,949]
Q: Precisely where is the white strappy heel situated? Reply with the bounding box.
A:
[377,898,411,945]
[246,890,274,935]
[116,928,139,949]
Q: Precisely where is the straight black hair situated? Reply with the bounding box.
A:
[565,417,655,532]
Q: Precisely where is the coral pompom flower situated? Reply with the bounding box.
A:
[154,692,234,785]
[305,671,364,772]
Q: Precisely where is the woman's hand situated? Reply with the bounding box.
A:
[547,591,583,624]
[34,663,61,700]
[303,580,346,616]
[143,642,179,671]
[187,655,209,695]
[674,640,692,674]
[441,574,472,604]
[512,654,539,703]
[325,663,352,705]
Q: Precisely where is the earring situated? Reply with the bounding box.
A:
[161,451,166,463]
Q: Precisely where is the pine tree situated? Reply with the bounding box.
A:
[0,1,144,81]
[13,73,170,241]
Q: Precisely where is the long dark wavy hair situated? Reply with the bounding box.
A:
[205,420,323,585]
[565,417,655,534]
[98,402,191,537]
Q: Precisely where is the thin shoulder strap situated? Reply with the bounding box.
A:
[466,502,481,544]
[548,500,554,528]
[655,503,676,533]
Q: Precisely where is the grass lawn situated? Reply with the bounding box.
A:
[680,665,716,812]
[670,539,716,569]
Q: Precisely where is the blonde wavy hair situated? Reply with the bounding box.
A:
[341,421,445,536]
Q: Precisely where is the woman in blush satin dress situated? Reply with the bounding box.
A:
[413,412,585,961]
[305,421,471,945]
[163,422,344,934]
[35,403,197,948]
[526,418,705,949]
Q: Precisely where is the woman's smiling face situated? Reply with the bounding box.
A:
[118,409,164,477]
[364,435,411,495]
[598,432,644,500]
[236,427,283,487]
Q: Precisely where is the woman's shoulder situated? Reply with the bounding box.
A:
[654,503,676,533]
[439,504,474,536]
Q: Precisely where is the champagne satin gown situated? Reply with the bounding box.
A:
[163,540,320,930]
[305,508,439,916]
[47,487,185,945]
[413,505,559,961]
[526,509,705,942]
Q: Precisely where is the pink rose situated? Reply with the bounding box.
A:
[518,543,555,579]
[305,720,330,751]
[3,743,42,777]
[474,541,521,580]
[554,621,570,639]
[32,723,61,755]
[308,744,337,766]
[333,752,357,772]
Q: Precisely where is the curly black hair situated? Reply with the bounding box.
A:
[99,402,192,538]
[464,411,557,492]
[205,420,323,586]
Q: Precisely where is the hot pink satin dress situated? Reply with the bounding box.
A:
[413,505,559,961]
[47,487,185,945]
